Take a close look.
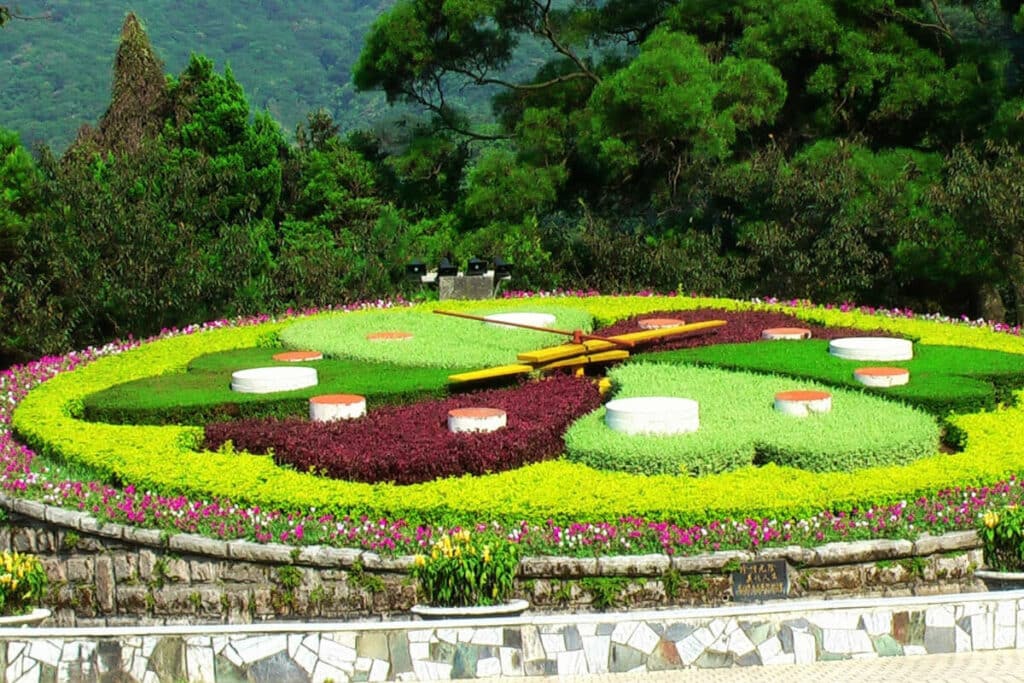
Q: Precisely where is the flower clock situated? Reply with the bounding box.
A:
[6,293,1024,577]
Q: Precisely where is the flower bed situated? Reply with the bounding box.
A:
[4,294,1024,558]
[564,363,940,475]
[204,374,602,484]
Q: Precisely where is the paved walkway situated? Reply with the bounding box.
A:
[480,648,1024,682]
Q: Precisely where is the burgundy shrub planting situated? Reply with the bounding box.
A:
[204,374,603,485]
[594,309,885,353]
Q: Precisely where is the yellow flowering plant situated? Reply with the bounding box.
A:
[979,505,1024,571]
[411,531,519,607]
[0,551,47,615]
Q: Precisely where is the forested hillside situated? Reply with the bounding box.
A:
[0,1,397,150]
[1,1,1024,368]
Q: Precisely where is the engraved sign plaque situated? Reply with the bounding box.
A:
[731,560,789,602]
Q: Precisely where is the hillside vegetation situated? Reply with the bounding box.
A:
[1,2,1024,368]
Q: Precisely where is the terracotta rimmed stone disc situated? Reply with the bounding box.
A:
[272,350,323,362]
[762,327,812,340]
[448,407,507,433]
[854,367,910,388]
[604,396,700,435]
[774,390,832,417]
[366,331,414,341]
[309,394,367,421]
[638,317,686,330]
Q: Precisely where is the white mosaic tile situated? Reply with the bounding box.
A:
[436,628,458,644]
[522,626,545,662]
[186,643,215,683]
[860,611,892,636]
[142,671,159,683]
[312,659,349,683]
[407,629,433,643]
[470,627,503,646]
[233,635,288,664]
[325,632,358,649]
[456,628,475,643]
[958,602,985,618]
[808,611,860,631]
[676,628,715,666]
[822,629,873,655]
[955,626,972,653]
[356,656,372,671]
[970,613,994,650]
[8,642,24,661]
[412,659,452,681]
[611,621,638,645]
[28,639,61,668]
[904,645,929,656]
[59,643,79,662]
[758,637,795,666]
[319,637,357,671]
[925,606,955,628]
[81,641,97,662]
[12,661,38,683]
[221,644,244,669]
[369,658,390,682]
[500,646,524,676]
[726,627,756,657]
[582,635,610,674]
[476,656,502,678]
[294,644,318,675]
[626,622,660,655]
[557,649,588,676]
[792,630,816,665]
[577,623,597,637]
[541,632,566,655]
[708,618,729,639]
[287,634,302,659]
[996,603,1016,648]
[409,642,429,661]
[302,634,320,656]
[6,654,26,683]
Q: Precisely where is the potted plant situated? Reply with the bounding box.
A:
[0,551,49,625]
[975,505,1024,590]
[409,530,527,618]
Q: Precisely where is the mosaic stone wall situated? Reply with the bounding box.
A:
[3,593,1024,681]
[0,493,986,626]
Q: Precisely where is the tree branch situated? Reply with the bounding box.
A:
[449,65,594,91]
[531,0,602,84]
[403,78,514,142]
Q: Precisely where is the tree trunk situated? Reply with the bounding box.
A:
[975,281,1006,323]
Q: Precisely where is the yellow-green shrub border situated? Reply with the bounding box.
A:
[12,296,1024,526]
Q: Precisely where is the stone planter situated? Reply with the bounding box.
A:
[0,608,51,627]
[410,599,529,620]
[974,568,1024,591]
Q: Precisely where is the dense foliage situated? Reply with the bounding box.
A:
[564,362,941,475]
[2,3,1024,368]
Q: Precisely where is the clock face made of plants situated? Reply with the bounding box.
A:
[29,298,1024,529]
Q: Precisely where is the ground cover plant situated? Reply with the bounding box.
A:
[7,294,1024,560]
[278,305,595,369]
[592,309,880,352]
[564,363,941,476]
[83,347,459,426]
[205,374,602,485]
[652,340,1024,417]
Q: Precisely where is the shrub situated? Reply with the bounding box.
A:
[564,363,941,475]
[412,530,519,606]
[979,505,1024,571]
[203,374,603,484]
[0,551,47,615]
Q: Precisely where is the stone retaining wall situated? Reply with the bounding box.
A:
[2,591,1023,681]
[0,493,986,627]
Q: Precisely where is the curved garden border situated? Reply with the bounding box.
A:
[11,295,1024,528]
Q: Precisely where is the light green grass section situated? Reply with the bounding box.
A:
[279,305,595,368]
[565,364,941,476]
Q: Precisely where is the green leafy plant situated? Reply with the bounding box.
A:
[412,530,519,607]
[979,506,1024,571]
[0,551,47,615]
